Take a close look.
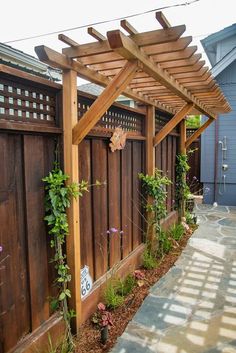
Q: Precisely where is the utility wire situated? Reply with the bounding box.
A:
[4,0,200,44]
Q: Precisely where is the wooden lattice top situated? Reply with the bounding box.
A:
[35,12,230,120]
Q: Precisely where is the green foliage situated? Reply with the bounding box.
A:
[175,154,191,212]
[169,223,185,241]
[142,247,158,269]
[139,169,172,224]
[159,229,172,256]
[185,211,198,226]
[186,115,201,128]
[43,164,89,351]
[103,281,124,309]
[116,274,136,297]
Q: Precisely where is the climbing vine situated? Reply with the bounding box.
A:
[43,164,89,351]
[175,153,191,215]
[139,169,172,257]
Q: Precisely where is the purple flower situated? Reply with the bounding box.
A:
[0,246,2,252]
[193,176,197,180]
[110,227,118,233]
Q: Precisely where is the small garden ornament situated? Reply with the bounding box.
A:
[109,127,127,152]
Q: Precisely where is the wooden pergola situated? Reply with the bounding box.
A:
[35,12,231,331]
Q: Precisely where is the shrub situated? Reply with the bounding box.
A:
[159,229,172,255]
[116,274,136,296]
[169,223,185,241]
[142,248,158,269]
[103,281,124,309]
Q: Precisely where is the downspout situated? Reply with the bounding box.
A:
[214,118,219,204]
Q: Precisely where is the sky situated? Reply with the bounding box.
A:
[1,0,236,84]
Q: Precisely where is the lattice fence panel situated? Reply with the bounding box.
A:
[0,77,57,125]
[78,95,145,136]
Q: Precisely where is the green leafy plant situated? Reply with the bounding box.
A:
[139,169,172,258]
[175,153,191,216]
[43,164,90,351]
[116,274,136,296]
[139,169,172,225]
[169,223,185,241]
[159,229,172,256]
[103,281,124,309]
[186,115,201,128]
[142,247,158,269]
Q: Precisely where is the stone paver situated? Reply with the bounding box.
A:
[110,205,236,353]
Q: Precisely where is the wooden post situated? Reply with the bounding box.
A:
[179,118,187,218]
[62,69,81,332]
[146,105,156,252]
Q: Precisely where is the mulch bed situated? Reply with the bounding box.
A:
[75,227,195,353]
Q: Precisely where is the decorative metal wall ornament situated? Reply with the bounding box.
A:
[109,126,127,152]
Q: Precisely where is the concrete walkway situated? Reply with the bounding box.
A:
[111,205,236,353]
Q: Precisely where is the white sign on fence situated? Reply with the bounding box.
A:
[81,265,93,299]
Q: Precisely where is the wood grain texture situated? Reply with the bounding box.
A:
[79,139,94,279]
[0,134,30,352]
[23,135,50,330]
[62,69,81,330]
[121,141,133,257]
[91,139,108,279]
[108,148,121,267]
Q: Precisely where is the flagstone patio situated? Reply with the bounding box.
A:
[110,204,236,353]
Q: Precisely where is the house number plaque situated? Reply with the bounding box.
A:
[81,265,93,298]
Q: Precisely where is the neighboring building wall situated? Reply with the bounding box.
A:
[216,35,236,62]
[201,61,236,205]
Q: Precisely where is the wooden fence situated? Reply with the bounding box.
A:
[0,66,180,353]
[0,67,62,353]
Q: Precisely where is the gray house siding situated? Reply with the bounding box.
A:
[216,35,236,62]
[201,61,236,205]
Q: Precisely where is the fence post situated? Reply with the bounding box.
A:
[62,69,81,332]
[145,105,156,252]
[179,118,186,218]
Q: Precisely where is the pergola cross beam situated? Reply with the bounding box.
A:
[185,118,214,148]
[153,103,193,147]
[106,30,217,120]
[72,60,139,145]
[35,45,174,114]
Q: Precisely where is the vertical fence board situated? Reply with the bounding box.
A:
[91,139,108,279]
[0,133,31,352]
[167,136,172,212]
[155,143,162,169]
[108,149,121,268]
[79,139,94,280]
[132,141,143,249]
[161,138,167,174]
[121,141,132,258]
[172,136,177,208]
[23,135,50,330]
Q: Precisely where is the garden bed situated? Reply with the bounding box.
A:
[75,225,195,353]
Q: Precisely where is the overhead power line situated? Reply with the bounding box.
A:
[4,0,200,44]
